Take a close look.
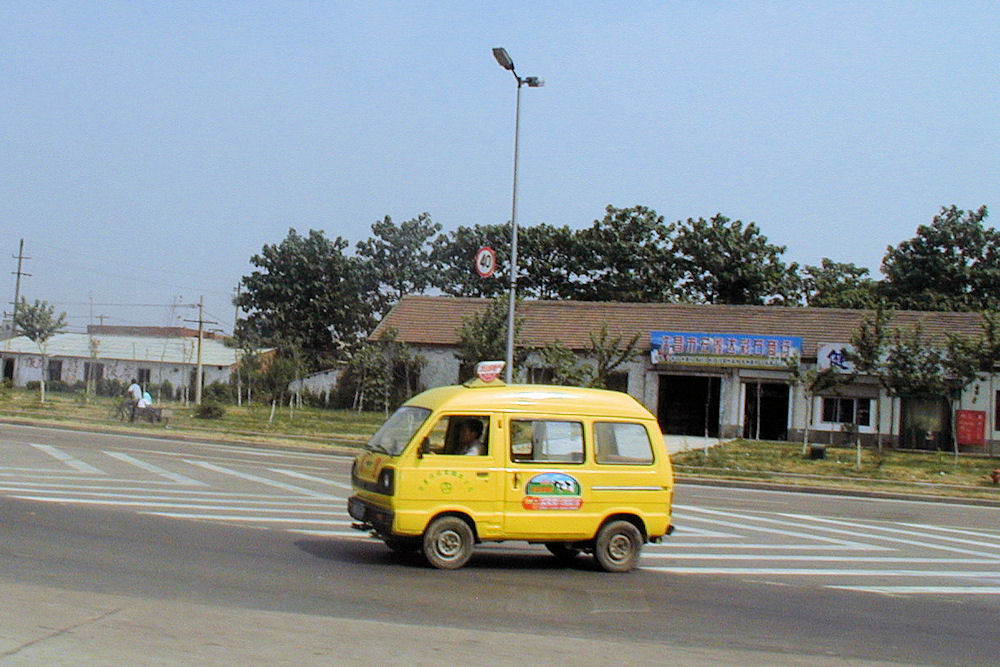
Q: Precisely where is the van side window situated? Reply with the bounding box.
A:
[510,420,583,463]
[426,416,489,456]
[594,422,655,464]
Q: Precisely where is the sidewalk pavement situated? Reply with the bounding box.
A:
[664,434,724,454]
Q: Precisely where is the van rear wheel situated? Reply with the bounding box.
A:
[423,516,474,569]
[594,520,643,572]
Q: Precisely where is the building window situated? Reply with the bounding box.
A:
[821,397,870,426]
[84,362,104,383]
[138,368,151,385]
[995,390,1000,431]
[526,367,555,384]
[46,360,63,383]
[605,372,628,393]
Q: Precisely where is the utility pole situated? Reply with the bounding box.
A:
[183,296,217,405]
[233,285,242,407]
[9,239,30,335]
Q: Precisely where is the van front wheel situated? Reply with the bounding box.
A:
[594,520,643,572]
[423,516,474,569]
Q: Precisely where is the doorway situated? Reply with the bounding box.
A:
[743,382,790,441]
[900,397,951,450]
[658,375,721,437]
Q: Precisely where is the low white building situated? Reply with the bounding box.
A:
[0,326,249,397]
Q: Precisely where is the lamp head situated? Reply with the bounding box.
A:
[492,47,514,71]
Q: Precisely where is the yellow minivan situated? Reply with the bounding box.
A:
[348,368,674,571]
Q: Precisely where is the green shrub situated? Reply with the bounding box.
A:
[203,381,234,403]
[194,402,225,419]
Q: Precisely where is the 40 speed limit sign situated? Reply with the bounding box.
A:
[474,246,497,278]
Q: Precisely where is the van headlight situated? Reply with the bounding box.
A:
[377,467,395,495]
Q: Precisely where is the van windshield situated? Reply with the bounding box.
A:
[365,406,431,456]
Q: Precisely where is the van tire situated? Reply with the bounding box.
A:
[594,520,643,572]
[423,516,474,569]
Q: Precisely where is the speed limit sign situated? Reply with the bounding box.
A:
[475,246,497,278]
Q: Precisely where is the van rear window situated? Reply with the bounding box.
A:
[594,422,654,464]
[510,420,584,463]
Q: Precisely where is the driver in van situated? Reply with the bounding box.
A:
[456,418,486,456]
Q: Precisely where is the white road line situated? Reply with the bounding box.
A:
[641,553,1000,563]
[642,567,1000,577]
[290,530,376,540]
[140,512,343,524]
[670,506,873,548]
[28,444,103,475]
[10,496,350,515]
[3,489,341,505]
[670,526,742,538]
[184,460,338,499]
[103,451,207,486]
[0,482,346,501]
[649,543,893,551]
[778,513,1000,558]
[894,522,1000,541]
[268,468,352,490]
[827,586,1000,595]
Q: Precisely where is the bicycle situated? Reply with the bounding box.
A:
[111,399,134,422]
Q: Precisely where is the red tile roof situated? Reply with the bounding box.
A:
[371,295,989,358]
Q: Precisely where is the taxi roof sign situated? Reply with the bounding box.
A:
[475,360,505,383]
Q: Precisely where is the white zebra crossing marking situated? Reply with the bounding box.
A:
[29,443,103,474]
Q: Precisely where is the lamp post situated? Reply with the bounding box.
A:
[493,47,543,384]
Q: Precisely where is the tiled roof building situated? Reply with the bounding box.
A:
[374,296,997,453]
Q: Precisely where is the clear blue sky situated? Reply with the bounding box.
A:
[2,1,997,334]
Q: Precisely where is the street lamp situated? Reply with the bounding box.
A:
[493,47,543,384]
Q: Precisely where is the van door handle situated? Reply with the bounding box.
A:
[512,473,520,488]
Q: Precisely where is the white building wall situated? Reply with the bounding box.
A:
[2,353,233,391]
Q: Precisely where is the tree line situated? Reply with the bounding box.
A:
[235,203,996,370]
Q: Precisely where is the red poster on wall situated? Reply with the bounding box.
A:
[956,410,986,447]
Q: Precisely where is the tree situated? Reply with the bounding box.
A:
[13,298,67,403]
[673,214,799,305]
[537,341,595,386]
[574,205,676,302]
[342,328,424,414]
[355,213,441,316]
[454,296,526,379]
[849,305,896,452]
[236,228,375,368]
[881,205,999,311]
[516,223,584,300]
[801,259,880,309]
[429,223,510,298]
[587,323,641,389]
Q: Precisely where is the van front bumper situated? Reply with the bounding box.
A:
[348,495,394,535]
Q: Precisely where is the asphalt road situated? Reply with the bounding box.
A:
[2,423,1000,665]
